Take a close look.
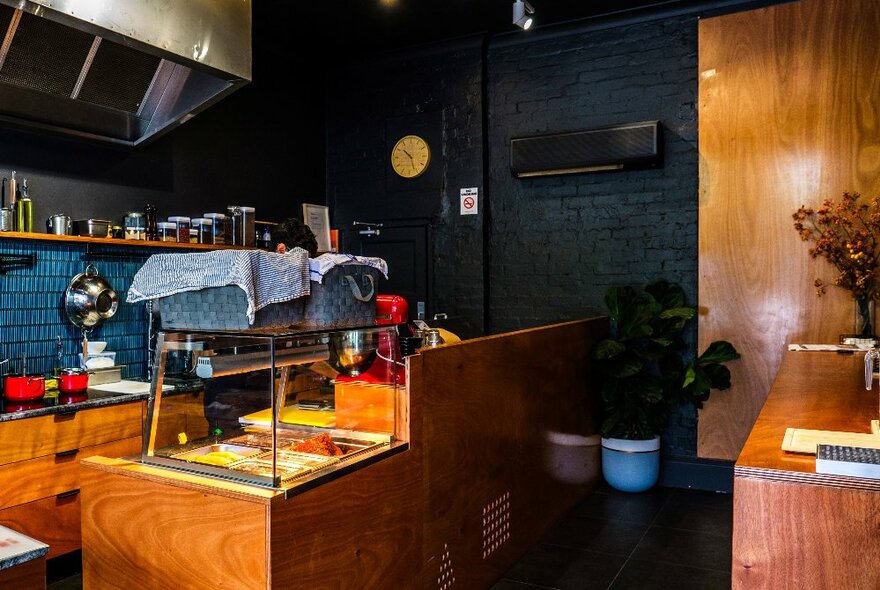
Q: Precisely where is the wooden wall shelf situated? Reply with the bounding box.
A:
[0,231,256,251]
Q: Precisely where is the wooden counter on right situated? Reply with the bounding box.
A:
[733,350,880,589]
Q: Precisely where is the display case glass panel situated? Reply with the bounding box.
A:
[140,325,404,494]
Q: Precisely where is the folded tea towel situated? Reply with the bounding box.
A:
[127,248,310,323]
[308,253,388,284]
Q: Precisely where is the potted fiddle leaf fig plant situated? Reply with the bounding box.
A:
[592,280,740,492]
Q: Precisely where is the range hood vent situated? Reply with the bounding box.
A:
[0,0,251,147]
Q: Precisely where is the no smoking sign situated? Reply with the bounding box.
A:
[460,187,478,216]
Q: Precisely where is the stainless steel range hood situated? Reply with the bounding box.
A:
[0,0,251,147]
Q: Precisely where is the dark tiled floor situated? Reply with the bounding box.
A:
[47,484,732,590]
[491,484,732,590]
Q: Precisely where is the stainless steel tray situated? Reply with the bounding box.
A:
[172,443,263,465]
[227,458,315,480]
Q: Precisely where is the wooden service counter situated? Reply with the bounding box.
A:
[80,318,607,589]
[733,350,880,589]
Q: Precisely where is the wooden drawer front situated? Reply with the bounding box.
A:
[0,436,141,510]
[0,401,143,466]
[0,493,80,558]
[0,556,46,590]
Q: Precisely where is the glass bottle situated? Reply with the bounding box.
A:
[144,204,158,241]
[15,178,32,232]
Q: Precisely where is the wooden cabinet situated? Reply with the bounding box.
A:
[733,352,880,589]
[0,401,143,558]
[81,319,607,589]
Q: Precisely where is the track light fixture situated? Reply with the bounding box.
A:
[512,0,535,30]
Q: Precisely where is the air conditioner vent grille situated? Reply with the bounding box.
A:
[510,120,662,178]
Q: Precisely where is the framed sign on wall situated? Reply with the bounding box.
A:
[302,203,332,253]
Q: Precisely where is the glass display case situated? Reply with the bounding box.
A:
[140,324,405,496]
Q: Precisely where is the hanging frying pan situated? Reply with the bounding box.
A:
[64,264,118,329]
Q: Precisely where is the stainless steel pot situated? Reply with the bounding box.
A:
[64,264,118,328]
[46,213,71,235]
[72,218,111,238]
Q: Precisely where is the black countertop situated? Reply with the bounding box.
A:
[0,387,149,422]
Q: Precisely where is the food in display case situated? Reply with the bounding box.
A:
[140,325,405,495]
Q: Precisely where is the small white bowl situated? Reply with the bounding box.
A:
[86,341,107,354]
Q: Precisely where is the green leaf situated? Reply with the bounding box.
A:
[701,364,732,390]
[612,358,644,378]
[697,341,741,365]
[659,307,696,321]
[594,339,626,360]
[682,366,696,388]
[646,280,686,309]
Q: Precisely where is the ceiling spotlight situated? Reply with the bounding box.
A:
[512,0,535,30]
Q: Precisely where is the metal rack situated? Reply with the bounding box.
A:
[0,253,35,274]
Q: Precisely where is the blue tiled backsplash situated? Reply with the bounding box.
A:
[0,238,161,380]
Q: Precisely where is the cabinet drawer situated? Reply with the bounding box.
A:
[0,436,141,510]
[0,493,80,558]
[0,401,143,466]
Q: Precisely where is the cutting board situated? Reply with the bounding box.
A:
[781,427,880,454]
[240,406,336,428]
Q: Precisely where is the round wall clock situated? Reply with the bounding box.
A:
[390,134,431,179]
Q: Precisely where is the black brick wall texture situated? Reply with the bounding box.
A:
[325,42,486,332]
[328,15,702,455]
[487,16,700,455]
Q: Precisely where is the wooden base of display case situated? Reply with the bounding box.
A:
[81,318,607,589]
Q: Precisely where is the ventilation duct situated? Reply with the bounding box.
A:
[510,121,662,178]
[0,0,251,147]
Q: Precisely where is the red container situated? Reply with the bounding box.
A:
[4,375,46,401]
[58,368,89,393]
[376,294,409,325]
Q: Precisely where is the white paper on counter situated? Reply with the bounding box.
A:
[787,344,867,352]
[89,380,173,395]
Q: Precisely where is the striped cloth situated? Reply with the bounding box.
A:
[308,253,388,284]
[127,248,311,324]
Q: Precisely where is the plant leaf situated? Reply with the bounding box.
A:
[698,341,741,365]
[594,339,625,360]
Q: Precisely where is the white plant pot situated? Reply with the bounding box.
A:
[601,435,661,492]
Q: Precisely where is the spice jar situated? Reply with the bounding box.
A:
[204,213,226,245]
[189,228,199,244]
[192,217,214,244]
[157,221,176,242]
[167,216,190,243]
[124,211,145,240]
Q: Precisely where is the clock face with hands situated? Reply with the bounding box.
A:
[390,134,431,178]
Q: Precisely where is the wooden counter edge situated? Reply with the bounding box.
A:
[80,456,279,504]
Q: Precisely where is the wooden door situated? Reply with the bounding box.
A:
[697,0,880,459]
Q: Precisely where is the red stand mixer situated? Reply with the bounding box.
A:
[335,294,409,385]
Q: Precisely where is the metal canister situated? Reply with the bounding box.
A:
[46,213,71,235]
[0,208,12,231]
[423,329,444,347]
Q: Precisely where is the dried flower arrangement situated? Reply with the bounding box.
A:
[792,191,880,337]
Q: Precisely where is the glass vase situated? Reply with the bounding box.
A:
[854,295,876,339]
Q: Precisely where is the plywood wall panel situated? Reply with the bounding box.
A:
[698,0,880,459]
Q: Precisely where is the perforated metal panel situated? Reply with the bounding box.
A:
[0,10,92,96]
[78,39,160,113]
[510,120,662,177]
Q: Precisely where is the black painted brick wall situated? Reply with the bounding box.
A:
[487,16,700,454]
[325,42,485,331]
[327,14,705,456]
[487,16,699,330]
